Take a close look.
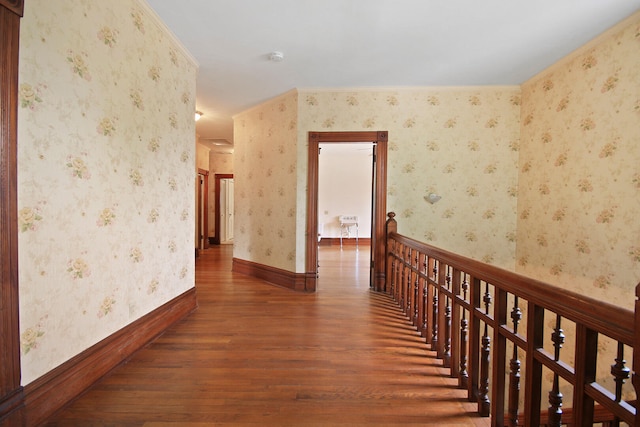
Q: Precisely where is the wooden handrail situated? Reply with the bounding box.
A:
[384,212,638,426]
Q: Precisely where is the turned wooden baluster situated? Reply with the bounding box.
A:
[406,248,412,317]
[397,244,404,303]
[508,296,522,427]
[391,243,397,301]
[399,245,405,310]
[611,342,630,427]
[548,315,565,426]
[459,273,469,389]
[431,260,439,351]
[399,245,407,310]
[443,266,452,369]
[387,239,392,296]
[478,281,491,417]
[413,251,419,327]
[421,256,429,338]
[392,241,399,299]
[635,284,640,427]
[388,239,394,298]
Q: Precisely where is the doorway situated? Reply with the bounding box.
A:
[318,143,373,249]
[197,169,209,251]
[306,131,388,293]
[213,173,234,245]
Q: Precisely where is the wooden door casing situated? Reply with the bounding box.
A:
[0,0,25,425]
[307,131,388,293]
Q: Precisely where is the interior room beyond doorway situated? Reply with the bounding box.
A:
[318,143,373,249]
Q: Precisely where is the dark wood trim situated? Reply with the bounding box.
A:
[0,2,24,425]
[197,169,209,250]
[318,238,372,247]
[635,286,640,427]
[232,258,310,292]
[372,132,388,292]
[213,174,233,245]
[307,131,388,293]
[306,135,320,292]
[0,0,23,17]
[23,287,197,426]
[0,388,23,427]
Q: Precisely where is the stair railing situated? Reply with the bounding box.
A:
[385,212,638,426]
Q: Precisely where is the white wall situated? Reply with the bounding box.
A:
[318,143,373,239]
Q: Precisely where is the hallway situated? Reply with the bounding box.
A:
[45,245,487,426]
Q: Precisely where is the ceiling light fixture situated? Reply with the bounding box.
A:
[269,51,284,62]
[195,111,203,121]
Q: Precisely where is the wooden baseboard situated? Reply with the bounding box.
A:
[318,237,371,247]
[232,258,313,292]
[23,287,197,426]
[0,387,24,427]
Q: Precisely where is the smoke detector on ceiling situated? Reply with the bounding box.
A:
[269,51,284,62]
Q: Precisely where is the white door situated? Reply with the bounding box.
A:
[226,179,234,241]
[197,173,206,249]
[220,178,234,243]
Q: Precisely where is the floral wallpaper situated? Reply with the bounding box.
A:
[196,142,210,171]
[234,91,299,271]
[297,88,522,270]
[234,13,639,309]
[207,150,234,237]
[517,12,640,310]
[17,0,197,385]
[234,87,520,273]
[208,150,234,177]
[233,14,639,399]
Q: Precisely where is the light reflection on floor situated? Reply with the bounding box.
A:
[317,245,371,289]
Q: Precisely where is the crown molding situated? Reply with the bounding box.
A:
[524,10,640,88]
[136,0,199,69]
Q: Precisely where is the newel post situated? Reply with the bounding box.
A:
[634,283,640,427]
[384,212,397,294]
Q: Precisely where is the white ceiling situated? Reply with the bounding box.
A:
[145,0,639,146]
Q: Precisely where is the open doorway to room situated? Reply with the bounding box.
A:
[197,169,209,252]
[317,143,373,290]
[213,173,234,245]
[318,143,373,248]
[306,131,388,293]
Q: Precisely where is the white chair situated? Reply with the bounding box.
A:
[338,215,358,248]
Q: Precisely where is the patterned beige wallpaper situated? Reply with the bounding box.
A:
[517,12,640,310]
[196,142,210,171]
[207,151,234,237]
[234,87,520,273]
[17,0,197,384]
[232,11,640,406]
[233,91,299,271]
[234,13,639,311]
[297,88,522,270]
[209,151,234,176]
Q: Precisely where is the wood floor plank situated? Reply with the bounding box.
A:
[43,245,489,426]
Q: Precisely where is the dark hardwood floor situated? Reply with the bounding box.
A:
[44,244,489,426]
